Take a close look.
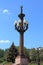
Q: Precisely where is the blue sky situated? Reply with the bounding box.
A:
[0,0,43,49]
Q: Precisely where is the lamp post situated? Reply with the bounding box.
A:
[14,6,28,65]
[14,6,28,56]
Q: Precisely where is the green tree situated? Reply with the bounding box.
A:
[7,42,18,63]
[40,48,43,61]
[4,49,9,61]
[29,48,37,62]
[0,49,4,58]
[0,49,4,63]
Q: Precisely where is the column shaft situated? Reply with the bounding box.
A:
[19,32,24,55]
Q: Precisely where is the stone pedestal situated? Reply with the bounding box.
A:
[15,55,28,65]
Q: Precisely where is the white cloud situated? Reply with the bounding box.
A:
[3,9,11,14]
[0,40,10,43]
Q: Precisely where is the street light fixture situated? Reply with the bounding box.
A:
[14,19,28,32]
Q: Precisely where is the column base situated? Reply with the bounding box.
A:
[15,54,28,65]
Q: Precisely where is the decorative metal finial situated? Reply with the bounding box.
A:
[18,6,25,19]
[21,6,23,14]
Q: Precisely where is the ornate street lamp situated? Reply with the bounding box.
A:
[14,6,28,56]
[14,6,28,65]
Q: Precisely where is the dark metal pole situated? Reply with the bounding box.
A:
[20,31,24,55]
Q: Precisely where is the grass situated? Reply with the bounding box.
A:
[29,62,43,65]
[0,62,43,65]
[0,62,12,65]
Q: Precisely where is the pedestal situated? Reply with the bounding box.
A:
[15,55,28,65]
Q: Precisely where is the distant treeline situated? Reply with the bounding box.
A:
[0,42,43,63]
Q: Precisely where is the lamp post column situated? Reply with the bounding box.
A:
[20,31,24,55]
[14,6,28,65]
[18,6,25,56]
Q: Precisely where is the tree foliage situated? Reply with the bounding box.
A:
[0,49,4,58]
[0,46,43,63]
[6,42,18,63]
[29,48,37,62]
